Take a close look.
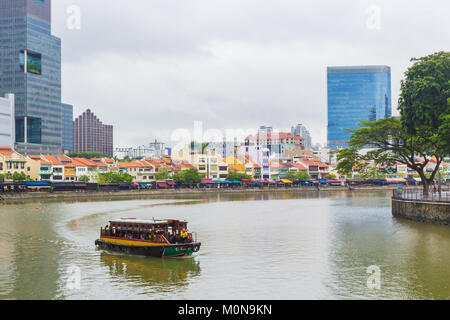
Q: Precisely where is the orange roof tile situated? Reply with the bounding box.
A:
[291,163,308,171]
[0,147,15,157]
[43,156,62,165]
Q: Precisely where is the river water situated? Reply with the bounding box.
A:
[0,190,448,300]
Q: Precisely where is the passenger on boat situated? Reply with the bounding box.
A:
[180,229,188,243]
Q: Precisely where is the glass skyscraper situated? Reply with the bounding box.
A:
[0,0,62,155]
[61,103,73,152]
[327,66,391,150]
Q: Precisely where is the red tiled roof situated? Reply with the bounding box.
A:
[43,156,62,166]
[118,160,155,169]
[291,163,308,171]
[0,147,15,157]
[56,155,72,163]
[300,158,328,168]
[179,163,196,170]
[71,158,107,167]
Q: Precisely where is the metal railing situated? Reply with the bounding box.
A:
[393,188,450,203]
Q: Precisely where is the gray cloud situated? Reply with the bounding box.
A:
[51,0,450,148]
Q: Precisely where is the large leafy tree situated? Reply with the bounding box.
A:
[173,169,202,185]
[399,51,449,138]
[12,172,27,181]
[226,172,252,181]
[285,171,311,181]
[154,168,170,180]
[78,175,90,182]
[97,172,134,185]
[336,117,445,194]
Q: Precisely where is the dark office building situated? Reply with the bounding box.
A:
[73,109,113,157]
[0,0,62,155]
[61,103,73,152]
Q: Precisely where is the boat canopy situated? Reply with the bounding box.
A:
[109,218,179,225]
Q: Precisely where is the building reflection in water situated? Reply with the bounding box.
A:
[99,252,201,290]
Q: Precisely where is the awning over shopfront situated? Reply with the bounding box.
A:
[139,183,153,187]
[281,179,293,184]
[156,182,169,188]
[25,181,51,187]
[201,178,215,184]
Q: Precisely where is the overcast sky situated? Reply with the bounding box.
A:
[51,0,449,148]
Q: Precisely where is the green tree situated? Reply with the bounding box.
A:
[285,171,311,181]
[173,169,202,185]
[189,141,210,155]
[67,152,109,159]
[399,51,450,160]
[399,51,449,137]
[226,172,252,181]
[336,117,445,194]
[154,168,170,180]
[325,174,337,180]
[439,110,450,155]
[359,166,386,180]
[78,175,90,182]
[12,172,27,181]
[97,172,134,185]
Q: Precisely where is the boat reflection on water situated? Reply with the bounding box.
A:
[99,251,201,287]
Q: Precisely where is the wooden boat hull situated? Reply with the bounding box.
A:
[95,238,201,258]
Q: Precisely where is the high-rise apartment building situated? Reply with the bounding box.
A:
[73,109,113,157]
[327,66,391,150]
[61,103,73,152]
[0,94,15,148]
[0,0,62,155]
[291,124,312,150]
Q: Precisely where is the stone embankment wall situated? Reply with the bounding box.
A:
[392,198,450,226]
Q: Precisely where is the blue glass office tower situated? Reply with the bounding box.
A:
[61,103,73,152]
[327,66,391,150]
[0,0,62,155]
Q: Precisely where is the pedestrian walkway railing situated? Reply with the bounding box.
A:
[393,188,450,203]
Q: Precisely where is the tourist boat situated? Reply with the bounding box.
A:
[95,218,201,258]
